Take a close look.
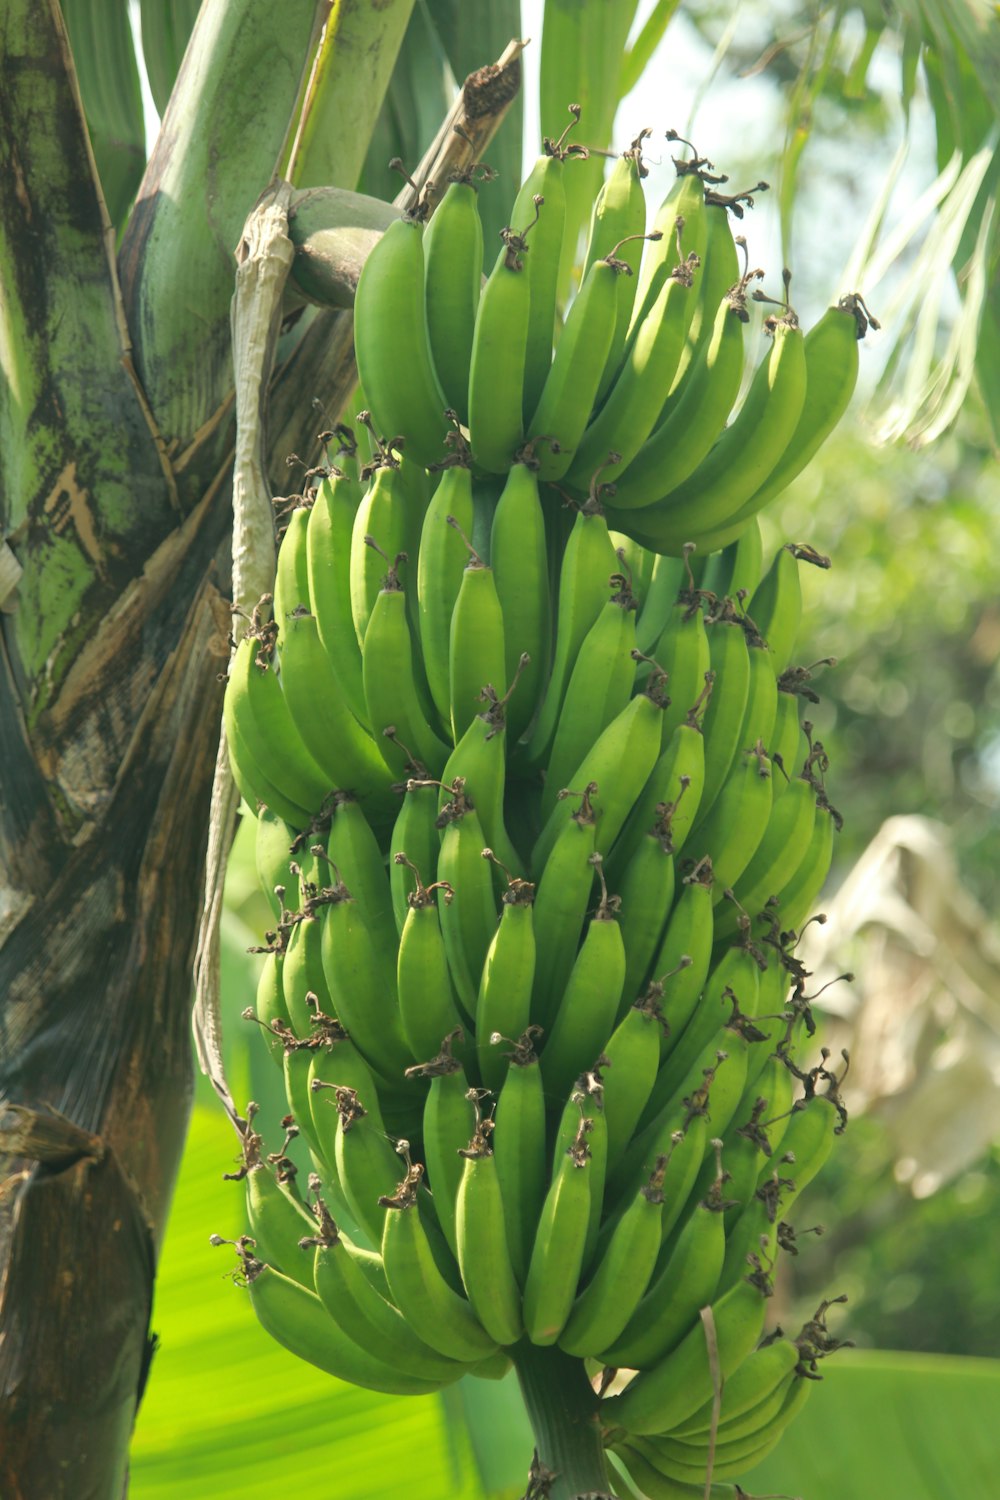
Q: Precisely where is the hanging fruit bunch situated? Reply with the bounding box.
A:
[218,120,873,1500]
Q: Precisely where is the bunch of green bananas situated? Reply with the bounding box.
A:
[220,126,865,1498]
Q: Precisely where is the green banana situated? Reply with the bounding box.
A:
[324,792,397,952]
[651,1022,761,1177]
[280,851,336,1036]
[694,293,875,552]
[653,938,763,1109]
[601,986,672,1172]
[416,454,475,729]
[440,681,525,882]
[749,543,802,677]
[671,1331,800,1437]
[353,212,449,469]
[272,502,312,647]
[530,784,599,1033]
[559,1154,667,1358]
[582,137,650,400]
[332,1086,410,1246]
[278,608,394,812]
[694,740,774,899]
[627,163,708,341]
[448,533,507,745]
[238,1112,317,1289]
[752,541,834,681]
[490,457,551,741]
[612,1445,751,1499]
[319,873,412,1086]
[306,464,368,726]
[467,197,543,473]
[539,859,626,1101]
[728,1081,791,1214]
[252,945,291,1068]
[409,1036,475,1256]
[610,313,808,553]
[605,1077,713,1244]
[475,876,537,1093]
[522,1115,595,1346]
[679,1365,797,1449]
[610,528,654,607]
[422,172,485,425]
[692,598,752,824]
[509,121,581,422]
[770,1074,848,1200]
[600,1145,730,1370]
[645,857,716,1049]
[634,1370,812,1480]
[435,780,500,1020]
[228,1239,445,1395]
[254,807,295,923]
[562,1071,609,1271]
[718,772,819,942]
[540,570,638,824]
[647,564,712,748]
[738,619,779,756]
[610,682,709,880]
[657,198,743,415]
[226,710,306,827]
[380,1162,500,1364]
[769,682,808,794]
[395,859,467,1065]
[349,453,409,648]
[526,240,646,480]
[522,500,620,769]
[718,1174,789,1302]
[455,1112,525,1347]
[279,1036,339,1183]
[308,1030,386,1172]
[361,552,450,778]
[777,791,839,933]
[493,1028,549,1285]
[224,628,330,824]
[608,263,757,510]
[602,1258,774,1435]
[567,212,703,488]
[388,776,440,935]
[702,1097,771,1222]
[635,552,686,656]
[308,1197,471,1384]
[615,806,679,1009]
[531,668,667,870]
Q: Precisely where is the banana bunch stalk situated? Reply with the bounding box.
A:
[219,125,868,1500]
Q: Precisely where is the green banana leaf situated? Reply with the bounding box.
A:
[129,1105,487,1499]
[138,0,203,117]
[61,0,146,228]
[750,1348,1000,1500]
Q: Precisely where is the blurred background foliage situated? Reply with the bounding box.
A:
[767,393,1000,906]
[123,0,999,1494]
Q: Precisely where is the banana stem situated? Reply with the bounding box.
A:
[512,1341,615,1498]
